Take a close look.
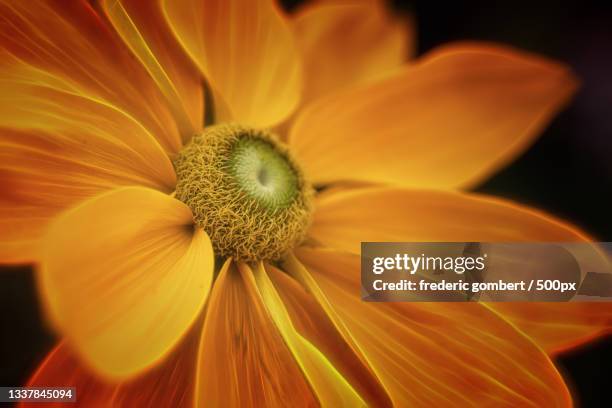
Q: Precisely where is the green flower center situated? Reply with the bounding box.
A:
[173,124,313,262]
[229,137,299,209]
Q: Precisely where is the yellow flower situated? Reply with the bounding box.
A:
[1,0,610,406]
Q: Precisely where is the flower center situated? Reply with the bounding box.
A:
[173,124,313,262]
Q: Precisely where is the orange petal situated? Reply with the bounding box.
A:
[194,259,318,407]
[289,42,578,188]
[311,187,593,252]
[292,0,413,105]
[487,303,612,354]
[296,248,572,406]
[39,187,213,379]
[265,262,392,406]
[20,322,201,408]
[99,0,204,139]
[311,187,612,353]
[0,62,176,264]
[0,0,183,153]
[0,204,51,265]
[162,0,302,127]
[250,262,365,406]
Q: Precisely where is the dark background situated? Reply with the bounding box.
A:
[1,0,611,407]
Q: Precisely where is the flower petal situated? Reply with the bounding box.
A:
[0,62,175,264]
[0,0,183,153]
[289,42,578,188]
[292,0,413,105]
[296,248,572,406]
[311,187,612,353]
[265,261,392,406]
[487,303,612,354]
[39,187,213,379]
[162,0,302,127]
[311,187,593,252]
[250,262,365,406]
[99,0,204,139]
[194,259,318,407]
[20,324,201,408]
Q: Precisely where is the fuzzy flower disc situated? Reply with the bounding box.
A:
[174,124,313,262]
